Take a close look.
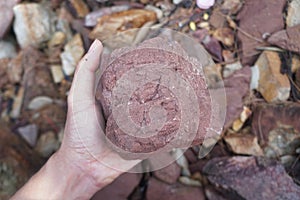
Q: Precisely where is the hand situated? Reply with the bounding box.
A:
[12,40,139,200]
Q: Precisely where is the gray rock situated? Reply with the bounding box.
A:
[13,3,54,48]
[17,124,38,147]
[0,39,17,59]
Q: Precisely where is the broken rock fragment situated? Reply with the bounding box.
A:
[268,25,300,53]
[13,3,54,48]
[0,0,20,38]
[254,51,290,102]
[60,34,84,76]
[286,0,300,27]
[153,162,181,184]
[204,156,300,200]
[237,0,286,65]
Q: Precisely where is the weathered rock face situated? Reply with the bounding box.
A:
[153,162,181,184]
[13,3,54,48]
[268,25,300,53]
[203,156,300,200]
[254,51,290,102]
[237,0,286,65]
[96,37,213,156]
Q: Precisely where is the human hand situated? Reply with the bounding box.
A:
[12,40,139,200]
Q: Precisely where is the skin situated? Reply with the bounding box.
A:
[12,40,139,200]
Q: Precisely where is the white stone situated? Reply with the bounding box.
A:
[287,0,300,27]
[60,34,84,76]
[28,96,53,110]
[13,3,54,48]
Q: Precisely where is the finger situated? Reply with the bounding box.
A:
[68,39,103,112]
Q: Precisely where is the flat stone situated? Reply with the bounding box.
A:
[286,0,300,27]
[237,0,286,65]
[224,134,263,156]
[35,131,59,157]
[13,3,54,48]
[254,51,290,102]
[17,124,38,147]
[268,25,300,53]
[84,5,130,27]
[0,39,17,59]
[60,34,84,76]
[153,162,181,184]
[203,156,300,200]
[0,0,20,38]
[28,96,53,110]
[209,8,226,29]
[89,9,157,48]
[146,178,205,200]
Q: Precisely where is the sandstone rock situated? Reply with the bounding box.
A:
[0,58,10,88]
[92,173,141,200]
[153,162,181,184]
[35,131,59,157]
[6,50,23,84]
[0,0,20,38]
[286,0,300,27]
[237,0,286,65]
[13,3,54,48]
[268,25,300,53]
[84,5,130,27]
[47,32,66,48]
[0,39,17,59]
[232,106,251,131]
[224,134,263,156]
[213,27,234,47]
[60,34,84,76]
[203,156,300,200]
[50,65,64,83]
[67,0,89,18]
[146,178,205,200]
[89,9,157,48]
[221,0,242,14]
[209,8,226,29]
[17,124,38,147]
[254,51,290,102]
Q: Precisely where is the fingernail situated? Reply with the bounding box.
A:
[89,39,102,52]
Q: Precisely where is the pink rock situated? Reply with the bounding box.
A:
[196,0,215,9]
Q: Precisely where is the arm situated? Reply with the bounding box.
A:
[12,40,138,200]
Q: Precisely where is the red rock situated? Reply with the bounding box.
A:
[203,156,300,200]
[146,178,205,200]
[209,8,226,29]
[0,0,20,38]
[223,66,251,129]
[268,25,300,53]
[184,148,198,164]
[153,162,181,184]
[202,36,223,62]
[237,0,286,65]
[92,173,141,200]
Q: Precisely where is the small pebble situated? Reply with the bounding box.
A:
[189,21,197,31]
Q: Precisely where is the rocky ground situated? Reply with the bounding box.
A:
[0,0,300,199]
